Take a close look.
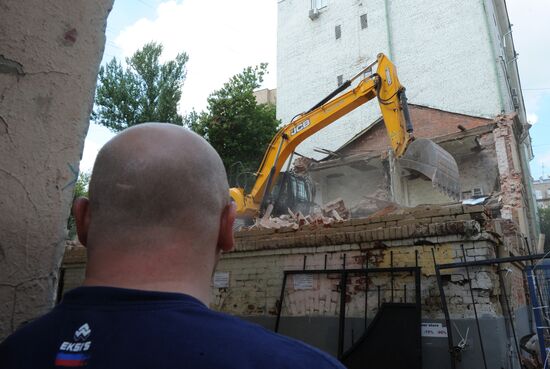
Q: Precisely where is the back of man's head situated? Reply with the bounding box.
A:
[73,123,235,299]
[87,123,228,247]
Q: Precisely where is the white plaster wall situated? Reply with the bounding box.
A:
[0,0,113,340]
[277,0,509,159]
[278,0,388,159]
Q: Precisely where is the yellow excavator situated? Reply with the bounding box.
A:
[230,53,460,218]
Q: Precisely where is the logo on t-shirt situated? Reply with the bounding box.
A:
[74,323,91,341]
[54,323,92,367]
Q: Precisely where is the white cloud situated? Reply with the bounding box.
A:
[80,123,116,173]
[114,0,277,114]
[527,113,539,125]
[80,140,100,174]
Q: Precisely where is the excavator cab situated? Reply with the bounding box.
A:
[267,172,315,216]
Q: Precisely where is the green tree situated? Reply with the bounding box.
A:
[93,42,189,131]
[187,64,279,185]
[67,172,90,239]
[539,207,550,252]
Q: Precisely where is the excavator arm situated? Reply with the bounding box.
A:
[231,53,460,217]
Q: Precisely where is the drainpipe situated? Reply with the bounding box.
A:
[384,0,394,60]
[481,0,506,113]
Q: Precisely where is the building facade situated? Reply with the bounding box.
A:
[253,88,277,106]
[277,0,527,160]
[534,178,550,209]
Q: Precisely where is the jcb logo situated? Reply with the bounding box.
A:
[291,120,310,136]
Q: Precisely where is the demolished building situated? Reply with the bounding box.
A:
[307,105,539,247]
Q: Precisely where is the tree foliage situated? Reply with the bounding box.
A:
[67,172,91,239]
[187,64,279,185]
[539,207,550,252]
[93,42,188,131]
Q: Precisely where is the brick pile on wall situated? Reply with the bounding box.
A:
[214,202,529,320]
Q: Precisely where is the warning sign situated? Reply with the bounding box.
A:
[421,323,448,338]
[293,274,314,290]
[213,272,230,288]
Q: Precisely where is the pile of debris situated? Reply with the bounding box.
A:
[349,188,396,218]
[248,198,350,230]
[246,195,498,231]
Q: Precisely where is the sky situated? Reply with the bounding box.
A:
[81,0,550,181]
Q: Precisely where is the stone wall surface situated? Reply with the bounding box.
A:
[0,0,113,340]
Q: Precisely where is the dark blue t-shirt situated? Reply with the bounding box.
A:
[0,286,345,369]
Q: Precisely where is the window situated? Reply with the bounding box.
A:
[536,190,542,199]
[295,180,308,201]
[547,189,550,198]
[461,191,472,200]
[461,186,483,200]
[311,0,328,9]
[337,75,343,86]
[335,25,341,39]
[360,14,368,29]
[472,187,483,197]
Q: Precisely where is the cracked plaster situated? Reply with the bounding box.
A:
[0,0,114,340]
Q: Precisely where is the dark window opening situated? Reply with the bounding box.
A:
[337,75,343,86]
[360,13,368,29]
[335,25,341,39]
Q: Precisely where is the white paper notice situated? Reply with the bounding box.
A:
[421,323,448,338]
[293,274,314,290]
[213,272,230,288]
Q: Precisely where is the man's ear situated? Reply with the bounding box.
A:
[72,197,91,247]
[217,202,236,253]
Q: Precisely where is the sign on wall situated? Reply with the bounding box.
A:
[421,322,448,338]
[213,272,230,288]
[293,274,314,290]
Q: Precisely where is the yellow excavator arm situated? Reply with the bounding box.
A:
[231,53,460,217]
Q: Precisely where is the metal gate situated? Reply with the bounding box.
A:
[525,264,550,366]
[274,266,422,369]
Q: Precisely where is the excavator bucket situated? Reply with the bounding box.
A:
[398,138,460,200]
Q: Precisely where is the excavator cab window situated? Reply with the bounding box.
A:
[269,172,315,216]
[293,178,309,202]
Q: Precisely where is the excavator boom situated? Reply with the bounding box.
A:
[231,53,460,217]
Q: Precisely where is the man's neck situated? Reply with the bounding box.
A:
[82,276,212,305]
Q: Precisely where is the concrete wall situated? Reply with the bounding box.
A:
[253,88,277,105]
[0,0,113,340]
[277,0,520,160]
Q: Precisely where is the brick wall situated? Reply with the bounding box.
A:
[59,204,531,322]
[213,203,528,321]
[338,105,492,157]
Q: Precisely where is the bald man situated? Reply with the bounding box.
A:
[0,124,345,369]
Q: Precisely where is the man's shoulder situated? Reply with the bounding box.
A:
[0,309,60,362]
[200,309,345,369]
